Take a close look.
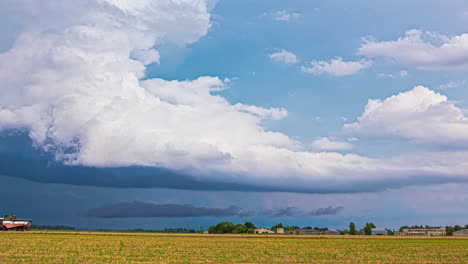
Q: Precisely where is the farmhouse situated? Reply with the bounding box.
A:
[359,228,388,235]
[453,229,468,237]
[286,229,321,235]
[394,227,446,236]
[322,230,340,235]
[253,228,274,234]
[275,228,284,234]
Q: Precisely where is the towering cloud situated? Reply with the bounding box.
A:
[1,1,468,193]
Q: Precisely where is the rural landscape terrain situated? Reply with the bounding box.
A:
[1,231,467,263]
[2,0,468,263]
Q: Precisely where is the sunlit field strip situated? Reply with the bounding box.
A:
[1,232,467,263]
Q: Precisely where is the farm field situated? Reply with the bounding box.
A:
[0,231,467,263]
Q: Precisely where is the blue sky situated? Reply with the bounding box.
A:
[0,0,468,230]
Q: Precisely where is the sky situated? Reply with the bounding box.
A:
[0,0,468,230]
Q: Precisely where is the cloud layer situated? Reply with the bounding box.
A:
[263,206,344,217]
[311,138,354,151]
[1,1,468,194]
[81,201,343,218]
[82,202,252,218]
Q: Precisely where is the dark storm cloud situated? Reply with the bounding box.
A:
[263,206,344,217]
[81,202,254,218]
[81,201,343,218]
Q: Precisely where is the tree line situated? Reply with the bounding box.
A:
[207,221,468,235]
[207,221,256,234]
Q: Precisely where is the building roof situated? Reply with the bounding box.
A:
[453,229,468,236]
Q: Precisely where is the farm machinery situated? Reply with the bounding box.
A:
[0,216,32,231]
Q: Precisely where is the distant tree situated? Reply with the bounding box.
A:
[284,226,299,231]
[207,226,217,234]
[363,222,376,235]
[387,229,394,236]
[271,223,284,231]
[446,226,454,236]
[399,226,409,232]
[341,230,349,235]
[349,222,358,235]
[215,222,235,234]
[244,222,256,230]
[313,227,328,231]
[454,225,463,232]
[464,224,468,230]
[232,224,247,234]
[246,228,255,234]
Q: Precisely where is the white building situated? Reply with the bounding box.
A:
[253,228,274,234]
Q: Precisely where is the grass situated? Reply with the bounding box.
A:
[0,231,467,263]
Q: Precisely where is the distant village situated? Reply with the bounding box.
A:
[205,222,468,237]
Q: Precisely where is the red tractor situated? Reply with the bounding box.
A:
[0,216,32,231]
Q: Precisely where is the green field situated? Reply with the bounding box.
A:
[1,232,467,263]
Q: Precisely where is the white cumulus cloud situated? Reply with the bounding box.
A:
[269,49,298,65]
[344,86,468,146]
[301,57,372,76]
[358,30,468,70]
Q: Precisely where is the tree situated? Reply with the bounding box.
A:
[464,224,468,230]
[399,226,409,232]
[244,222,256,230]
[454,225,463,231]
[271,223,284,231]
[387,229,394,236]
[246,228,255,234]
[363,222,376,235]
[208,225,217,234]
[446,226,454,236]
[214,222,235,234]
[232,224,247,234]
[313,227,328,231]
[349,222,358,235]
[284,226,299,231]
